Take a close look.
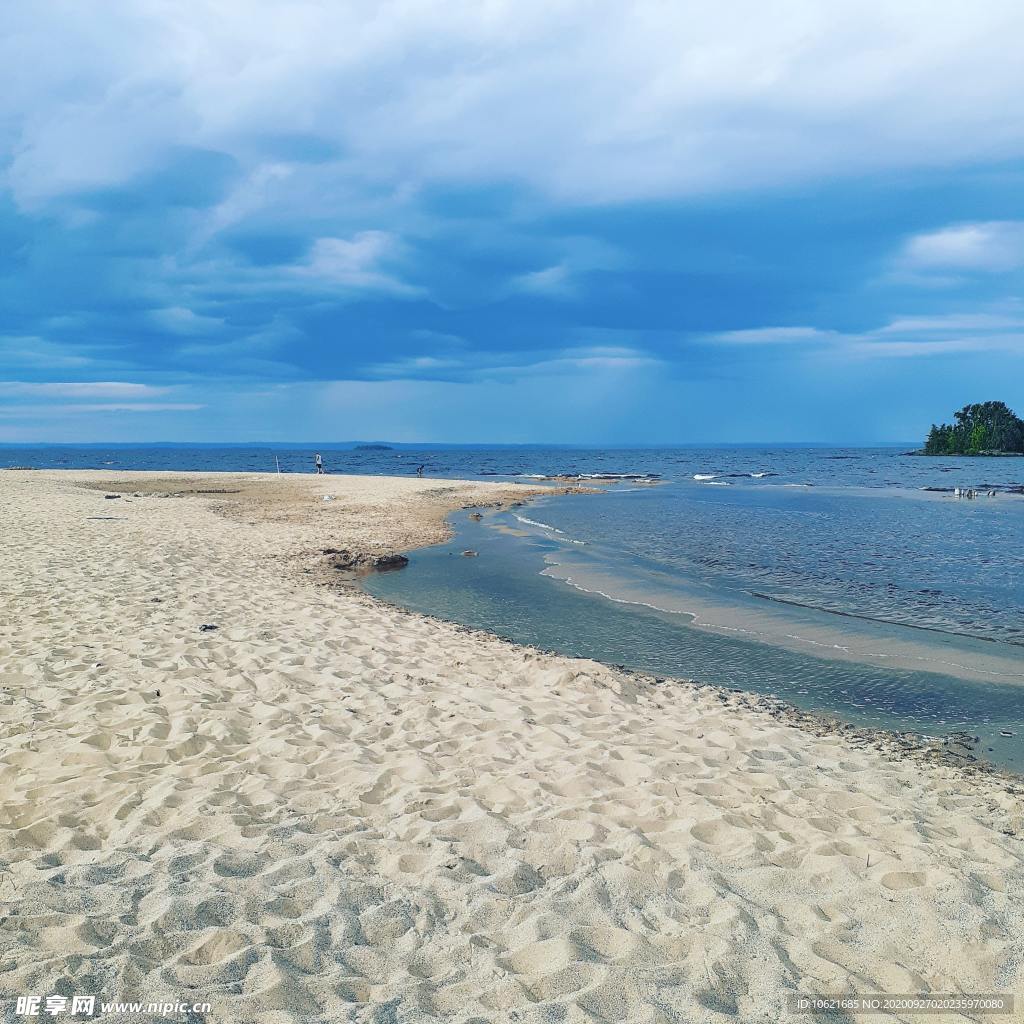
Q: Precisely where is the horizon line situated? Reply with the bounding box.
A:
[0,439,921,449]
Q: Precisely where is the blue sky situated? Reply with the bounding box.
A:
[3,2,1024,443]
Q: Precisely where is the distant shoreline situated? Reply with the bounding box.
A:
[904,449,1024,457]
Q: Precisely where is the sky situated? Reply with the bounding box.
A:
[3,1,1024,444]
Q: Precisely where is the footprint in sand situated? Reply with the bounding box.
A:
[881,870,929,890]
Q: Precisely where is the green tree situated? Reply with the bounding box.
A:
[922,401,1024,455]
[969,423,989,453]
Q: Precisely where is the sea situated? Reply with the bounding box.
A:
[6,443,1023,771]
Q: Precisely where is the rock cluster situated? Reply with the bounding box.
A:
[322,548,409,573]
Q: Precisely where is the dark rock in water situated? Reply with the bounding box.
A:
[469,512,483,520]
[323,548,408,573]
[199,623,218,632]
[462,549,479,557]
[371,553,409,571]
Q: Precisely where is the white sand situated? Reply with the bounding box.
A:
[1,471,1022,1023]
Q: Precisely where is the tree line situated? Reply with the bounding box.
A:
[923,401,1024,455]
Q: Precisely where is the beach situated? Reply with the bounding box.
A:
[1,470,1022,1023]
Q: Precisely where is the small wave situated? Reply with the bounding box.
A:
[545,572,696,619]
[521,471,660,481]
[578,472,661,481]
[514,514,563,533]
[693,473,718,481]
[750,591,1024,649]
[702,480,731,486]
[512,514,587,545]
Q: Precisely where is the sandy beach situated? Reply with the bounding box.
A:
[1,470,1022,1023]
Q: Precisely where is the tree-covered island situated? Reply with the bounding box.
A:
[917,401,1024,455]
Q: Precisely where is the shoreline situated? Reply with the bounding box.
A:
[356,505,1024,790]
[52,466,1024,785]
[342,483,1023,784]
[2,469,1023,1020]
[360,584,1024,789]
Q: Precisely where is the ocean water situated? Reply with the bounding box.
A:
[6,444,1023,769]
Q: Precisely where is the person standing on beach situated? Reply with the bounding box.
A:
[416,464,425,477]
[314,453,324,474]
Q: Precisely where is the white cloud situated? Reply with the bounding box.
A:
[194,163,296,247]
[297,232,420,295]
[850,334,1024,358]
[510,264,574,297]
[363,343,661,381]
[705,327,840,345]
[151,307,226,335]
[364,355,467,378]
[0,335,97,369]
[5,3,1024,207]
[503,346,661,377]
[508,236,623,298]
[0,402,203,417]
[0,381,169,398]
[878,313,1024,333]
[899,221,1024,273]
[701,310,1024,360]
[0,379,202,417]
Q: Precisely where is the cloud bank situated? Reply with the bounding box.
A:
[2,2,1023,441]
